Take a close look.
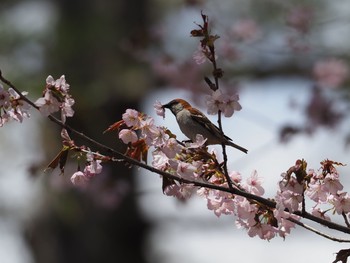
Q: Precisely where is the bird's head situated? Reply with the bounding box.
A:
[162,99,192,116]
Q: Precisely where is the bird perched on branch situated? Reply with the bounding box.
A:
[162,98,248,153]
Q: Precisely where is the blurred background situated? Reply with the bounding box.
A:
[0,0,350,262]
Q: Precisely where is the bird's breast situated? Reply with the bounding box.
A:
[176,109,216,143]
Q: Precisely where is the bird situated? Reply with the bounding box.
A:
[162,98,248,153]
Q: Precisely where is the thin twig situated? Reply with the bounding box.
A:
[217,111,236,191]
[288,216,350,243]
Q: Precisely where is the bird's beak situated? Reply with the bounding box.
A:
[162,103,170,109]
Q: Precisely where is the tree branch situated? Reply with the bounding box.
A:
[1,70,350,239]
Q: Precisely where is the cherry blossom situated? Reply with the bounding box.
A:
[273,209,299,238]
[229,171,242,184]
[119,129,138,144]
[140,118,167,146]
[206,190,235,217]
[247,223,276,240]
[332,193,350,214]
[222,93,242,117]
[206,89,242,117]
[245,170,264,196]
[122,109,141,128]
[84,159,103,178]
[0,84,10,108]
[311,208,331,221]
[61,97,75,123]
[322,173,343,195]
[188,134,207,148]
[206,89,225,115]
[151,148,169,170]
[7,88,30,123]
[35,75,75,122]
[153,100,165,118]
[0,84,29,126]
[161,138,183,158]
[164,183,196,200]
[305,181,328,203]
[35,90,60,116]
[236,197,258,226]
[176,161,201,180]
[70,171,89,186]
[46,75,70,93]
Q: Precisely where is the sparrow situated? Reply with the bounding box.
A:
[162,98,248,153]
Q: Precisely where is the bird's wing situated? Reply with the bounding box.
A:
[190,109,233,141]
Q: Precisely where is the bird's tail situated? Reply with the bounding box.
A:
[227,141,248,154]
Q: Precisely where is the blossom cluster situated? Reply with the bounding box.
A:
[111,103,306,240]
[277,159,349,221]
[196,168,302,240]
[70,150,103,187]
[107,102,350,241]
[0,84,30,126]
[35,75,75,123]
[206,89,242,117]
[0,75,75,128]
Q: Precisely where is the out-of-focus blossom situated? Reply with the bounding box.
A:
[231,19,260,42]
[313,58,349,88]
[193,44,217,65]
[150,56,204,96]
[193,47,208,65]
[286,6,313,34]
[286,35,310,53]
